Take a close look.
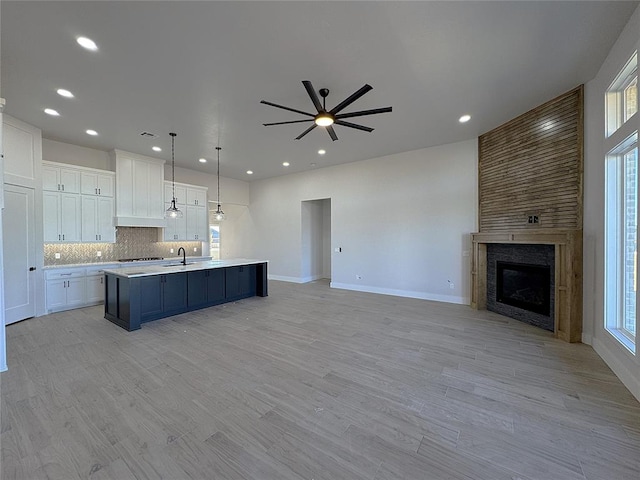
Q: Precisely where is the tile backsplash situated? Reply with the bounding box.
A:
[44,227,203,265]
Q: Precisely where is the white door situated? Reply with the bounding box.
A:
[3,184,36,324]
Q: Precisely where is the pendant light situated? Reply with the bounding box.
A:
[165,132,183,218]
[213,146,225,221]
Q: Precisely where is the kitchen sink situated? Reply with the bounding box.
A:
[163,263,196,267]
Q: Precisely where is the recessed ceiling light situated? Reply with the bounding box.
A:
[77,36,98,51]
[459,114,471,123]
[246,170,253,175]
[44,108,60,116]
[199,158,207,163]
[318,149,326,155]
[282,162,290,167]
[311,163,316,167]
[57,89,74,98]
[86,129,98,136]
[152,146,162,152]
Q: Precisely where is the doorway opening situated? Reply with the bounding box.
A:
[301,198,331,282]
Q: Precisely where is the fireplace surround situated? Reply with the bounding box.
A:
[471,230,582,342]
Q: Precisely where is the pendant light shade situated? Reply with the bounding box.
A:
[214,146,225,221]
[165,132,183,218]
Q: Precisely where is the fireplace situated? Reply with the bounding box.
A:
[496,262,551,316]
[486,243,555,332]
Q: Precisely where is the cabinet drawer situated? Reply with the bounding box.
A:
[45,268,85,280]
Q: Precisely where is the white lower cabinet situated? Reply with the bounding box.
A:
[45,264,119,313]
[45,270,86,312]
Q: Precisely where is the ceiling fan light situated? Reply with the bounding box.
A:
[315,113,334,127]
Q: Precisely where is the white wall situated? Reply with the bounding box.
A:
[43,138,112,171]
[247,139,478,303]
[583,5,640,400]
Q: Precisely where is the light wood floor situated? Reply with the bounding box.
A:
[1,280,639,480]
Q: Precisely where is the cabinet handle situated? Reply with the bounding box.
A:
[61,184,65,191]
[95,188,97,194]
[98,188,101,195]
[62,234,65,240]
[58,184,61,191]
[58,234,61,241]
[99,234,101,241]
[29,267,36,271]
[101,277,103,284]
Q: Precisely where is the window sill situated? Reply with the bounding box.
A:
[605,326,636,354]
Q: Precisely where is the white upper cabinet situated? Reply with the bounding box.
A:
[164,182,187,206]
[81,196,115,243]
[112,150,165,227]
[81,171,114,197]
[42,161,80,193]
[163,181,208,241]
[186,187,207,206]
[43,191,81,242]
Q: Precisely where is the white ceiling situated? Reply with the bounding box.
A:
[2,1,638,181]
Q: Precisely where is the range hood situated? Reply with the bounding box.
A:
[111,149,167,228]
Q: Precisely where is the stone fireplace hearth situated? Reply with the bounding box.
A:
[471,230,582,342]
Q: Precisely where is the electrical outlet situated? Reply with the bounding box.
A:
[450,282,455,289]
[193,247,197,252]
[170,248,174,254]
[55,253,61,259]
[96,251,102,257]
[462,250,470,257]
[356,274,362,280]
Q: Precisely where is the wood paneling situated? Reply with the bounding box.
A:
[478,86,584,232]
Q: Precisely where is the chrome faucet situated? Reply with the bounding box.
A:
[177,247,186,265]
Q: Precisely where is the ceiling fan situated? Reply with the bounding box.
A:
[261,81,392,141]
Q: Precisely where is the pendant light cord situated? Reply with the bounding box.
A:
[216,146,222,206]
[170,132,177,201]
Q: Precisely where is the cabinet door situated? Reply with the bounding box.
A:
[42,165,61,191]
[43,191,61,242]
[207,269,225,302]
[225,267,239,298]
[186,205,198,240]
[164,204,187,240]
[97,174,114,197]
[81,195,98,241]
[148,161,165,218]
[46,279,67,311]
[238,265,256,296]
[81,172,98,195]
[66,278,86,307]
[97,197,115,242]
[187,270,208,308]
[163,273,187,315]
[60,168,80,193]
[140,276,163,321]
[165,183,187,205]
[86,275,104,303]
[60,193,81,242]
[186,187,206,206]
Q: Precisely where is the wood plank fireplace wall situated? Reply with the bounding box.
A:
[471,86,584,342]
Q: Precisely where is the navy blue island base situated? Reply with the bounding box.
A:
[103,260,268,331]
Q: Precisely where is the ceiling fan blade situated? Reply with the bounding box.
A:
[329,84,373,115]
[295,124,317,140]
[334,120,374,132]
[263,119,314,126]
[335,106,392,120]
[260,100,315,117]
[326,125,338,141]
[302,80,323,112]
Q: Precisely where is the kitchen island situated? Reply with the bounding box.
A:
[103,259,268,331]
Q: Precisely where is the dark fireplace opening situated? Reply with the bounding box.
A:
[496,261,551,316]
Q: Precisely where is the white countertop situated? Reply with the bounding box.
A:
[103,258,268,278]
[43,256,212,270]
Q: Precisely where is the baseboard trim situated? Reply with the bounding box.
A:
[581,333,593,345]
[592,336,640,402]
[330,282,469,305]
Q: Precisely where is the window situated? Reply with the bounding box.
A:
[605,133,638,352]
[209,224,220,260]
[606,52,637,137]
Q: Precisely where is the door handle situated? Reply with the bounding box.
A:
[29,267,36,271]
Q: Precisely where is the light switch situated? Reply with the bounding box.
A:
[55,253,61,259]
